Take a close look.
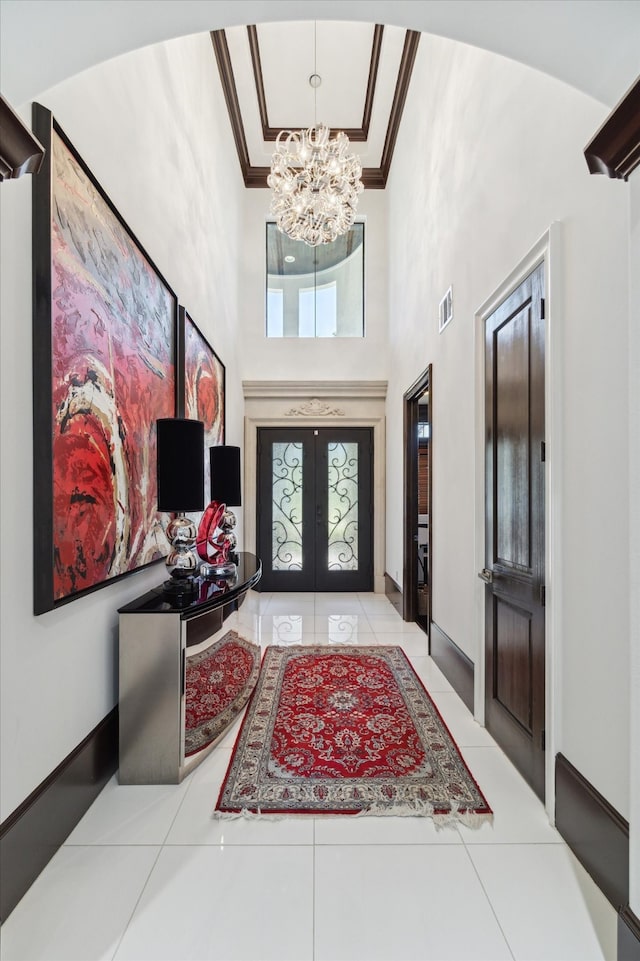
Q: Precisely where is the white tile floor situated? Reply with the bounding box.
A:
[1,592,617,961]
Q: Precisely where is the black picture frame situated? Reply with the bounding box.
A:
[177,306,226,504]
[31,104,178,614]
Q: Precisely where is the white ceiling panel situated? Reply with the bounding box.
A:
[258,21,375,130]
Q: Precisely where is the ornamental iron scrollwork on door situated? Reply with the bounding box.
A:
[272,442,303,571]
[327,442,359,571]
[258,427,372,592]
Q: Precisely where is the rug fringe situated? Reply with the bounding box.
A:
[212,802,493,829]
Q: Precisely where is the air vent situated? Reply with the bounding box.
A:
[439,286,453,333]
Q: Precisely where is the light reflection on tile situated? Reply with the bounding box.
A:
[4,590,617,961]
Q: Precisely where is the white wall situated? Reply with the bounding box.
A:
[239,189,388,382]
[0,34,245,821]
[385,35,631,816]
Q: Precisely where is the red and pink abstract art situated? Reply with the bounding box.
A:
[49,128,176,602]
[182,310,224,502]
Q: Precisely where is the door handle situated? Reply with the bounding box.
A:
[478,568,493,584]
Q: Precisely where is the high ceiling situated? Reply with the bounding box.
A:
[4,2,639,118]
[212,22,418,188]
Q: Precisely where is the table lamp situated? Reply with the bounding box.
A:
[197,445,241,577]
[156,417,204,594]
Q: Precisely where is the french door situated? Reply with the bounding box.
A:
[257,427,373,592]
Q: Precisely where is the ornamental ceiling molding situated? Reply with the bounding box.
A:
[284,398,345,417]
[243,380,387,400]
[211,26,420,190]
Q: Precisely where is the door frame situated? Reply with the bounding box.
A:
[403,365,432,633]
[474,223,563,821]
[256,426,374,592]
[243,380,387,593]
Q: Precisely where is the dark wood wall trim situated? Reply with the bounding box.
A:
[430,622,474,712]
[584,75,640,181]
[555,752,629,911]
[379,31,421,184]
[361,24,384,139]
[384,572,403,616]
[213,27,419,189]
[0,708,118,923]
[0,94,45,181]
[210,30,266,188]
[619,905,640,960]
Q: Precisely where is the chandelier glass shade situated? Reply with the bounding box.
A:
[268,123,364,247]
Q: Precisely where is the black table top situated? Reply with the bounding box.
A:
[118,553,262,618]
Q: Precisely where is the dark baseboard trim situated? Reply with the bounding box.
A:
[0,707,118,923]
[429,621,474,712]
[384,572,402,616]
[619,905,640,960]
[555,752,629,911]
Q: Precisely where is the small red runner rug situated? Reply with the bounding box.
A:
[215,645,492,823]
[185,631,261,757]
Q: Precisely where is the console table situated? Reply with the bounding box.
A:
[118,552,261,784]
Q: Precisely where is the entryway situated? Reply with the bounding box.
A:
[257,427,373,592]
[403,366,432,636]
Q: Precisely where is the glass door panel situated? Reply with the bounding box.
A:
[327,441,359,572]
[272,441,303,571]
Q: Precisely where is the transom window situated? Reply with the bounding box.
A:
[266,222,364,338]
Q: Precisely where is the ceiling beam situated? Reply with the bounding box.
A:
[212,26,420,190]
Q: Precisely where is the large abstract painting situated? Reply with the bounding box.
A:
[178,307,225,502]
[32,105,177,613]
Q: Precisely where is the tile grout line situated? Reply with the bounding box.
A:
[312,818,316,961]
[109,843,164,961]
[461,840,516,961]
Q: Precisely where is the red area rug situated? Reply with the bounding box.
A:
[185,631,261,757]
[215,645,492,824]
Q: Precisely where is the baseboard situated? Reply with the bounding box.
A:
[0,707,118,923]
[384,572,402,616]
[555,753,629,910]
[429,621,474,712]
[619,906,640,960]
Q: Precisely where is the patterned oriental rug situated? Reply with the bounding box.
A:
[215,645,492,824]
[185,631,261,757]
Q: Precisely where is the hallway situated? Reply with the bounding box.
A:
[0,592,616,961]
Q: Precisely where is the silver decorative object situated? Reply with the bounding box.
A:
[164,514,199,578]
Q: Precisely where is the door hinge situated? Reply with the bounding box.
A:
[540,297,545,320]
[541,729,546,751]
[541,441,546,462]
[540,584,546,607]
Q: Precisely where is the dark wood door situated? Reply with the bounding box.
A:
[484,263,546,800]
[257,427,373,592]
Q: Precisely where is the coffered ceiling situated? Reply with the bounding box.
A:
[211,21,420,189]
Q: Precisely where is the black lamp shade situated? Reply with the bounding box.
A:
[209,445,241,506]
[156,418,204,511]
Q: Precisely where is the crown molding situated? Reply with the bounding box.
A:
[212,27,420,189]
[584,75,640,181]
[243,380,388,399]
[0,94,45,181]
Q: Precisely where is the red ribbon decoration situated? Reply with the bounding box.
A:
[196,501,227,561]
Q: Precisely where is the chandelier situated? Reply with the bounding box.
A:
[268,118,364,247]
